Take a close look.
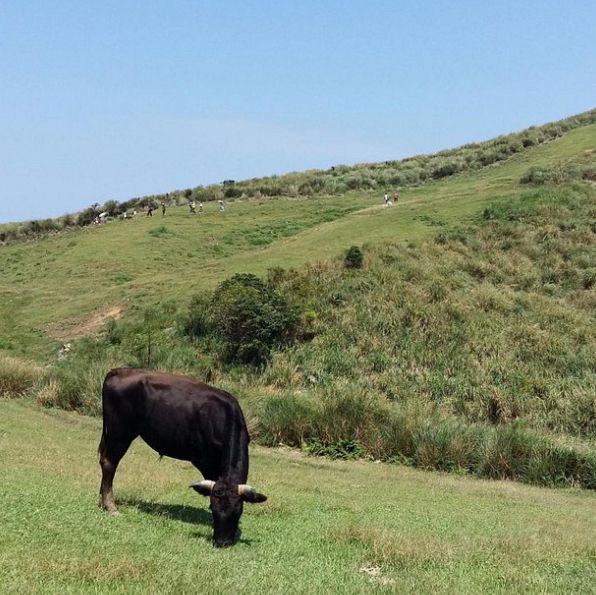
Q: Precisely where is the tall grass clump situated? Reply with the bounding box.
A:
[0,353,45,397]
[256,392,596,488]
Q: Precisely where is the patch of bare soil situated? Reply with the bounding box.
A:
[50,304,125,342]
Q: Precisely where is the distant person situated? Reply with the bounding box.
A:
[218,199,225,213]
[147,204,153,217]
[189,200,196,214]
[199,202,203,214]
[393,190,399,204]
[161,201,166,216]
[383,193,389,206]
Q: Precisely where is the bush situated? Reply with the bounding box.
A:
[582,268,596,290]
[304,438,366,460]
[213,274,299,365]
[184,273,300,366]
[77,207,97,226]
[344,245,363,269]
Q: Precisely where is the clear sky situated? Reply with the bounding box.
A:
[1,1,595,223]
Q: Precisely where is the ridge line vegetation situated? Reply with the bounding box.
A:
[2,108,595,243]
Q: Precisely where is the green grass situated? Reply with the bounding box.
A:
[1,399,595,594]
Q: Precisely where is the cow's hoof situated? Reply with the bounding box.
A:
[100,502,120,515]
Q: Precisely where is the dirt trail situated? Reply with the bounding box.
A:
[50,304,124,342]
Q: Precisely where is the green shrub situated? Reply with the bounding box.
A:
[213,274,299,365]
[304,438,366,460]
[184,293,213,340]
[582,268,596,289]
[183,273,300,366]
[344,245,363,269]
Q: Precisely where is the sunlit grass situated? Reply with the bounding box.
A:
[1,400,595,593]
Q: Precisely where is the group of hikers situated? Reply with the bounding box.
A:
[383,190,399,207]
[145,199,226,216]
[147,189,399,218]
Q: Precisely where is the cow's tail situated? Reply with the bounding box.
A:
[98,423,106,458]
[98,369,117,458]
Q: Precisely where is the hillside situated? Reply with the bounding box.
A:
[1,399,595,593]
[0,113,595,490]
[1,121,595,359]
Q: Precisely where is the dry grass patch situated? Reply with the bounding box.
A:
[0,353,45,397]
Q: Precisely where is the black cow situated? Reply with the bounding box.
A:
[99,368,267,547]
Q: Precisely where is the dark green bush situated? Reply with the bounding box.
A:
[345,245,363,269]
[212,274,299,365]
[184,273,299,366]
[304,439,366,460]
[77,207,96,226]
[223,185,242,198]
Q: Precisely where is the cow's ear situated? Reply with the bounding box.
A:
[242,490,267,504]
[190,480,215,497]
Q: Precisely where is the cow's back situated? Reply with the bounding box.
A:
[101,368,250,479]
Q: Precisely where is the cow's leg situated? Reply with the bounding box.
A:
[99,430,135,513]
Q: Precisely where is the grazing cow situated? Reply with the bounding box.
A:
[99,368,267,547]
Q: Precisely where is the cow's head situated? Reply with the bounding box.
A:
[191,479,267,547]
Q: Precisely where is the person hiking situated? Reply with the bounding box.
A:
[147,204,153,216]
[161,201,166,216]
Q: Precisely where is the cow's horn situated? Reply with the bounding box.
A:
[238,484,256,496]
[191,480,216,492]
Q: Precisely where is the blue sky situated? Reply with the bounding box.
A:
[1,1,595,223]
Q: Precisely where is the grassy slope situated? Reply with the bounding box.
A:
[1,398,595,594]
[1,124,595,359]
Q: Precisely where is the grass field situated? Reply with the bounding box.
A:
[1,123,594,360]
[1,398,595,594]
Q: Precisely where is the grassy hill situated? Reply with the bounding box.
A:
[1,399,595,594]
[0,113,595,490]
[1,121,595,358]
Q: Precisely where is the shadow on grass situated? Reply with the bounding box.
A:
[120,498,258,546]
[120,498,212,526]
